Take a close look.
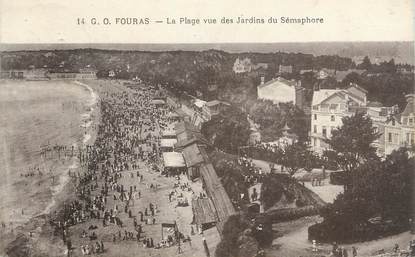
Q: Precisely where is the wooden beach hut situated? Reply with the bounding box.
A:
[160,138,178,152]
[181,143,207,180]
[192,198,218,232]
[199,162,236,236]
[162,152,186,175]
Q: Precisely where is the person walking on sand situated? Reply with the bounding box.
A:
[202,236,210,257]
[352,246,357,257]
[187,235,192,247]
[343,247,348,257]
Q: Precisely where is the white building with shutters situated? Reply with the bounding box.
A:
[310,84,368,154]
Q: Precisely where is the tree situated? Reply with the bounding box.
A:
[215,214,253,257]
[96,69,109,78]
[201,106,250,154]
[377,58,397,74]
[280,142,311,177]
[340,72,362,88]
[378,148,414,220]
[309,148,414,243]
[323,112,380,174]
[260,174,294,210]
[314,76,339,91]
[248,100,309,142]
[358,56,372,71]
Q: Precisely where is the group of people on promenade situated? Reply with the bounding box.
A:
[45,84,197,256]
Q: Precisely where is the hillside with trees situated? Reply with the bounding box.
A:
[2,49,412,112]
[1,48,357,104]
[340,71,414,110]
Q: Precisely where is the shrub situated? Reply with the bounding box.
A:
[215,214,273,257]
[216,214,251,257]
[329,171,349,185]
[309,219,409,244]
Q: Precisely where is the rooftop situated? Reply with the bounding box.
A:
[160,138,178,148]
[401,95,414,117]
[311,89,344,106]
[175,135,210,149]
[205,100,231,107]
[182,143,207,167]
[258,76,301,90]
[162,152,186,168]
[151,99,166,105]
[192,198,218,225]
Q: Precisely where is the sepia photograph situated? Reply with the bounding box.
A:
[0,1,414,257]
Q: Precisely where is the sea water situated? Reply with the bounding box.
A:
[0,80,97,226]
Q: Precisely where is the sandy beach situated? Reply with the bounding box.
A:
[0,79,216,257]
[0,80,99,256]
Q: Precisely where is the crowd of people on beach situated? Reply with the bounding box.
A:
[44,84,198,256]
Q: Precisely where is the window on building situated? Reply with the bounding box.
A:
[329,104,338,110]
[330,126,335,136]
[331,115,335,121]
[412,133,415,145]
[409,118,413,125]
[406,133,410,144]
[314,114,317,120]
[321,104,329,110]
[314,125,317,133]
[313,138,317,146]
[322,126,327,137]
[392,120,395,126]
[394,133,399,144]
[388,132,392,143]
[313,106,318,110]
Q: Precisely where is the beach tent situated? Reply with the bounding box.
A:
[151,99,166,106]
[181,143,207,179]
[161,129,177,139]
[160,138,178,152]
[162,152,186,175]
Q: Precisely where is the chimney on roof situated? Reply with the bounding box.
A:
[260,76,265,85]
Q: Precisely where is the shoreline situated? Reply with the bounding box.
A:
[2,80,101,257]
[38,80,100,218]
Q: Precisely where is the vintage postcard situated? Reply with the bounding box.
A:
[0,1,414,257]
